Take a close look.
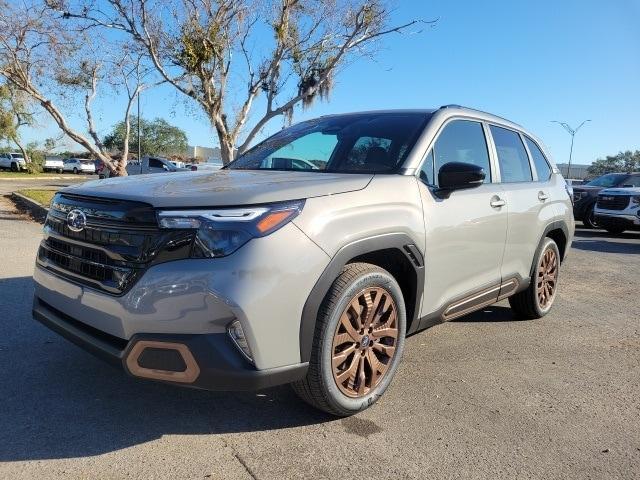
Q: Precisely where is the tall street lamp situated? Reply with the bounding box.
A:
[551,119,591,179]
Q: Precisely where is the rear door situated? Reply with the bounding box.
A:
[487,125,555,283]
[417,119,508,320]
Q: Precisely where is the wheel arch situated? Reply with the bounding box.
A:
[529,221,570,279]
[299,233,424,363]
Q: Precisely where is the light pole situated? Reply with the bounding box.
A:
[551,119,591,179]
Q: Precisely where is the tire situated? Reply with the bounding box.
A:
[73,167,79,174]
[10,162,18,172]
[606,227,625,235]
[582,204,598,229]
[509,237,560,319]
[292,262,406,416]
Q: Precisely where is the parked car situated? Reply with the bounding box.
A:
[0,152,27,171]
[43,157,64,173]
[62,158,96,174]
[32,106,573,416]
[126,156,189,175]
[189,161,223,171]
[594,187,640,234]
[571,172,640,228]
[565,178,587,186]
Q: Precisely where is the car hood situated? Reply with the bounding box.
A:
[61,169,373,207]
[599,187,640,195]
[572,185,602,193]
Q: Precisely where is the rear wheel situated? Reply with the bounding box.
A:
[73,167,79,174]
[10,162,18,172]
[292,263,406,416]
[509,237,560,319]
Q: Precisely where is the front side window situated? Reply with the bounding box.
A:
[433,120,491,184]
[620,175,640,187]
[490,125,532,183]
[149,158,165,169]
[229,113,429,173]
[524,136,551,181]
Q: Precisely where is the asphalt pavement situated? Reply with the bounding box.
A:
[0,178,638,479]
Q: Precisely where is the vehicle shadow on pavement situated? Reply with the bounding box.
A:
[451,305,521,323]
[572,229,640,255]
[0,276,332,462]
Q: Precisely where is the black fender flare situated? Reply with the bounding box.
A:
[299,232,425,362]
[528,220,571,279]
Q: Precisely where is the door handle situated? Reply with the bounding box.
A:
[490,197,506,208]
[538,191,549,201]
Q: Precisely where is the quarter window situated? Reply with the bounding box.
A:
[433,120,491,184]
[490,126,532,183]
[524,136,551,181]
[419,150,435,185]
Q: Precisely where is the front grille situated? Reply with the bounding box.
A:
[597,195,630,211]
[37,193,195,295]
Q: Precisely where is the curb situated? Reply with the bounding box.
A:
[11,191,50,219]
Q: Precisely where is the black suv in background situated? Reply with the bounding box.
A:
[572,173,640,228]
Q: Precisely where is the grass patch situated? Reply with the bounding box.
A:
[16,189,57,206]
[0,171,75,178]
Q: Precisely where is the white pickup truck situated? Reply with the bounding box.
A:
[0,152,27,171]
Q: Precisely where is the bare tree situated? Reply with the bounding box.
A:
[59,0,433,164]
[0,1,156,175]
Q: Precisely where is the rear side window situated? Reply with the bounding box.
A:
[433,120,491,183]
[490,125,532,183]
[524,136,551,181]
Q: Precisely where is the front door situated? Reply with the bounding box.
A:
[416,119,508,321]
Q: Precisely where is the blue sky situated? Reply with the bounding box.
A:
[23,0,640,165]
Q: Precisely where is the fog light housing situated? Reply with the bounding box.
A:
[227,319,253,363]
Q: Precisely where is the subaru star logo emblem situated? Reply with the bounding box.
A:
[66,209,87,232]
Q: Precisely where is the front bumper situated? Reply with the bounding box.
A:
[594,212,640,231]
[33,297,308,390]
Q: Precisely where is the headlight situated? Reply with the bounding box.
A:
[157,200,304,257]
[572,191,587,202]
[631,196,640,205]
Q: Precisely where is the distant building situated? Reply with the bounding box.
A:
[556,163,591,180]
[185,145,221,162]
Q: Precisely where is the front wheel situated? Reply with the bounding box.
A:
[73,167,79,174]
[582,204,598,229]
[509,237,560,319]
[292,263,406,416]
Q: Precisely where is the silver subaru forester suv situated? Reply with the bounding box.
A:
[33,105,574,416]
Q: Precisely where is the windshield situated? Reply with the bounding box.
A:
[228,113,429,173]
[586,173,626,188]
[10,153,23,159]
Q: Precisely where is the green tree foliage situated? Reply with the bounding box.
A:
[587,151,640,177]
[103,117,188,158]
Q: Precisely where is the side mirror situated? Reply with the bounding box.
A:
[435,162,485,199]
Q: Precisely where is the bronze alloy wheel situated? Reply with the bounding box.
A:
[331,287,398,398]
[537,247,558,309]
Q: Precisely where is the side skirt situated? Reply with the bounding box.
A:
[414,276,528,332]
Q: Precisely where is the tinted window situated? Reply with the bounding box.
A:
[229,113,428,173]
[419,149,435,185]
[524,136,551,181]
[622,175,640,187]
[149,158,164,169]
[433,120,491,183]
[490,126,532,183]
